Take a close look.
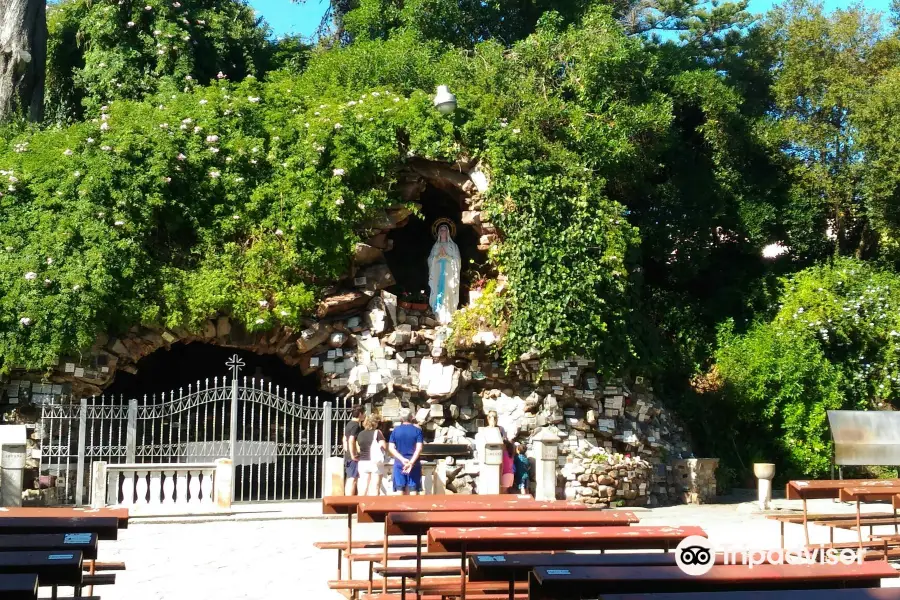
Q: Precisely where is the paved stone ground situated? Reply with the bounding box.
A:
[42,499,900,599]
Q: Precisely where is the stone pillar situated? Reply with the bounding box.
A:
[326,456,345,496]
[532,428,559,501]
[91,461,108,508]
[422,462,436,495]
[753,463,775,510]
[433,460,448,495]
[669,458,719,504]
[214,458,233,510]
[477,427,503,495]
[0,425,27,507]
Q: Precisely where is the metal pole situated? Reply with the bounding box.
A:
[75,399,88,507]
[229,371,239,498]
[126,400,137,463]
[322,401,333,497]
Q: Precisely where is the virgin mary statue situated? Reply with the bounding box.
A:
[428,218,462,324]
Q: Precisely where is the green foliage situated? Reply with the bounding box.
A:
[447,280,507,354]
[715,258,900,476]
[0,75,441,371]
[45,0,276,121]
[766,0,897,260]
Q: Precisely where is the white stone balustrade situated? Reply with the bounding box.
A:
[91,461,228,513]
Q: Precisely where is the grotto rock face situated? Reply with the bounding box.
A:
[0,158,700,506]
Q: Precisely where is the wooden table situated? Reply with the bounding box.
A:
[0,507,129,530]
[429,525,704,600]
[527,561,899,599]
[584,588,900,600]
[0,573,39,600]
[320,495,566,581]
[0,533,98,560]
[837,486,900,547]
[0,517,120,541]
[354,495,586,595]
[468,550,781,582]
[786,480,900,544]
[388,510,637,599]
[0,550,83,587]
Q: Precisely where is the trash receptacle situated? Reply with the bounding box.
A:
[0,444,27,507]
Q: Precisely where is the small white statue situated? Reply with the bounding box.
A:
[427,218,461,324]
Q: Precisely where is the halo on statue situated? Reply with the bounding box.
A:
[431,217,457,239]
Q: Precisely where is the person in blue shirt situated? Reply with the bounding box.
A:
[388,411,424,495]
[513,443,530,494]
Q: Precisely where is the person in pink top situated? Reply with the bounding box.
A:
[501,438,515,492]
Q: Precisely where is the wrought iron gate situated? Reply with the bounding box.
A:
[40,354,354,505]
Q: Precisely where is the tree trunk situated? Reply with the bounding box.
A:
[0,0,46,122]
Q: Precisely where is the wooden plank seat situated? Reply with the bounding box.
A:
[347,550,461,563]
[376,565,461,577]
[361,594,527,600]
[0,516,120,540]
[429,525,705,600]
[83,573,116,586]
[314,537,423,550]
[0,533,99,560]
[82,560,127,571]
[527,561,899,600]
[327,577,528,592]
[467,551,795,582]
[0,506,129,528]
[0,573,39,600]
[385,510,638,536]
[598,590,900,600]
[0,550,83,587]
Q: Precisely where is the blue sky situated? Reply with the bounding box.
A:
[248,0,895,39]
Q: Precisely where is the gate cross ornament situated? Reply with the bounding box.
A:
[226,354,245,381]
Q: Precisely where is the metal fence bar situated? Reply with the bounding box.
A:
[74,399,88,507]
[126,400,137,462]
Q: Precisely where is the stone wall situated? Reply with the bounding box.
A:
[561,448,654,507]
[0,157,710,506]
[670,458,719,504]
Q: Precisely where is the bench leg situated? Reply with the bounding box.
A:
[803,498,810,546]
[780,521,785,549]
[857,499,863,549]
[460,544,467,600]
[401,575,406,600]
[382,521,390,594]
[347,513,354,581]
[337,548,343,580]
[368,560,374,595]
[509,577,515,600]
[416,532,422,600]
[89,558,96,596]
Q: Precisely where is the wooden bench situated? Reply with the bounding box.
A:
[0,507,128,597]
[351,496,587,594]
[0,532,99,560]
[784,479,900,544]
[429,525,705,600]
[527,561,899,599]
[597,590,900,600]
[767,512,894,547]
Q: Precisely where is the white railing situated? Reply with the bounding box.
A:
[91,460,230,512]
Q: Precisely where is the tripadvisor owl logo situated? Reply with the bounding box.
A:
[674,535,863,576]
[675,536,715,575]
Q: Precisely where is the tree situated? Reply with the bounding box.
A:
[0,0,46,122]
[44,0,273,122]
[766,0,892,260]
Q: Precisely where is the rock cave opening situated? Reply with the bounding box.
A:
[385,182,487,307]
[102,342,330,402]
